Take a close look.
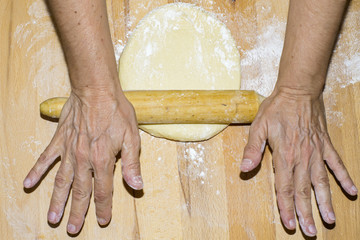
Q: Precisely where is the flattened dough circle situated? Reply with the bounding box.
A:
[119,3,240,141]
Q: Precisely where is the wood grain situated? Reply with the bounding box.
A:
[0,0,359,239]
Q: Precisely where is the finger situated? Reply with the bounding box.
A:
[241,120,267,172]
[294,160,317,237]
[273,150,296,230]
[323,138,358,196]
[66,132,92,235]
[94,160,115,225]
[24,133,63,188]
[311,159,335,224]
[91,136,116,226]
[67,163,92,235]
[47,151,74,224]
[121,129,143,190]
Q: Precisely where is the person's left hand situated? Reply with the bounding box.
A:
[240,87,357,237]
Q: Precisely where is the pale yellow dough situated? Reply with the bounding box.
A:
[119,3,240,141]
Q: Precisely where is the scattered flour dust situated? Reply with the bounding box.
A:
[240,18,286,97]
[1,156,55,240]
[324,9,360,127]
[182,143,209,185]
[20,136,43,160]
[237,6,360,127]
[7,1,68,238]
[7,1,359,237]
[13,0,70,98]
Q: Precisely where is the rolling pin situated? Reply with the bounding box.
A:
[40,90,265,124]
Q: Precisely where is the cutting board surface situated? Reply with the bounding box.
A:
[1,0,359,239]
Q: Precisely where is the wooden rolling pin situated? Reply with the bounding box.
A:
[40,90,265,124]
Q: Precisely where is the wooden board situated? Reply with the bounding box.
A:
[1,0,359,239]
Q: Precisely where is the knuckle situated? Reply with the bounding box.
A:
[94,190,110,204]
[334,157,345,169]
[279,206,294,216]
[69,211,85,222]
[277,184,295,198]
[37,152,49,164]
[92,158,113,172]
[54,173,71,189]
[314,174,330,188]
[296,184,311,199]
[72,186,90,201]
[123,160,141,171]
[245,143,260,154]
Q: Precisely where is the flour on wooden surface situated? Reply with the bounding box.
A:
[13,0,70,98]
[324,9,360,127]
[1,156,55,239]
[182,143,209,184]
[240,19,286,97]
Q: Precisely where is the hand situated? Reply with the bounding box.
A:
[23,90,143,234]
[241,87,358,237]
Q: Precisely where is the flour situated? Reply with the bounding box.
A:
[13,0,70,98]
[14,0,54,53]
[182,144,208,183]
[1,156,56,240]
[20,136,43,160]
[30,41,70,98]
[114,39,125,64]
[238,7,359,127]
[240,18,286,97]
[178,142,219,184]
[324,9,360,127]
[342,53,360,87]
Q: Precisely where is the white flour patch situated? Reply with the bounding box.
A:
[182,143,209,183]
[240,18,286,97]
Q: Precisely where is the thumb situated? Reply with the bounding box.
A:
[121,129,143,190]
[241,121,267,172]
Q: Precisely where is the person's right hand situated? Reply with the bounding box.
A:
[23,89,143,235]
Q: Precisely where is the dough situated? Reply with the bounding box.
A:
[119,3,240,141]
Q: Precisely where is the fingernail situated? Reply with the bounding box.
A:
[328,212,336,221]
[126,176,144,190]
[67,224,76,233]
[23,178,32,188]
[241,159,253,171]
[97,218,107,225]
[48,212,57,222]
[289,219,296,229]
[351,185,358,195]
[308,225,317,235]
[132,176,144,188]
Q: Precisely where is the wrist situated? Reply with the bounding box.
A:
[71,80,125,104]
[271,84,322,101]
[275,67,325,99]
